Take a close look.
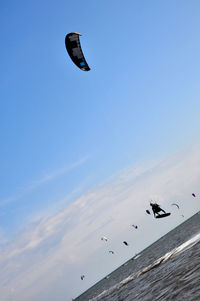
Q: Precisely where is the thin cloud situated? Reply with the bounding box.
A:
[0,156,89,207]
[28,156,89,188]
[0,146,200,300]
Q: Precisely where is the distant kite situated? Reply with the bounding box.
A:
[132,224,138,229]
[101,236,108,242]
[65,32,90,71]
[109,251,114,254]
[171,203,180,209]
[123,241,129,246]
[192,193,196,197]
[80,275,85,280]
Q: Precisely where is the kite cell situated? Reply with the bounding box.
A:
[65,32,90,71]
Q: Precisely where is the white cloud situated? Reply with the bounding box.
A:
[28,156,89,188]
[0,145,200,300]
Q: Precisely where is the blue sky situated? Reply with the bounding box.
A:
[1,1,200,300]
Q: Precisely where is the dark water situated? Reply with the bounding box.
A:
[76,212,200,301]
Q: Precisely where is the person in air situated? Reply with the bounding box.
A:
[150,201,166,217]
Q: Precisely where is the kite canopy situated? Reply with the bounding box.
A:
[171,203,180,209]
[65,32,90,71]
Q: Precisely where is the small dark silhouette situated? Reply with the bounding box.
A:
[150,201,166,217]
[123,241,129,246]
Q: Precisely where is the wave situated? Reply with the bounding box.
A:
[89,233,200,301]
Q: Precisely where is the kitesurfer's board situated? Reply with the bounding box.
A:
[155,213,171,218]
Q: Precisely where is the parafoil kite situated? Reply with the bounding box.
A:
[171,203,180,209]
[65,32,90,71]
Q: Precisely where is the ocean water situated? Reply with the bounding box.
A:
[75,212,200,301]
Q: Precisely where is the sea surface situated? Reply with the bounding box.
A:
[75,212,200,301]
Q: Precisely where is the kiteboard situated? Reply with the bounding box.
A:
[155,213,171,219]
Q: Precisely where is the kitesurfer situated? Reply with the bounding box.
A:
[150,201,166,217]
